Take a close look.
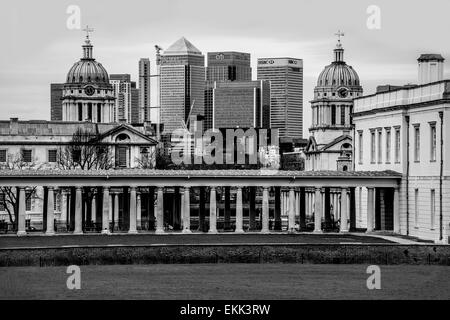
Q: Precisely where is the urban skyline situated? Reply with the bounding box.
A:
[2,0,450,137]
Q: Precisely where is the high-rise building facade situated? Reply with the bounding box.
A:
[130,82,140,124]
[110,74,133,122]
[207,52,251,83]
[139,58,151,122]
[159,37,205,134]
[50,83,64,121]
[257,58,303,139]
[209,80,270,129]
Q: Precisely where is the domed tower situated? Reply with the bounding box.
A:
[305,33,363,171]
[62,29,115,123]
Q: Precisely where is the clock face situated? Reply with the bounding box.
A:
[337,87,349,98]
[84,86,95,96]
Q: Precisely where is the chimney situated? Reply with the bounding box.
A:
[10,118,19,135]
[418,54,445,85]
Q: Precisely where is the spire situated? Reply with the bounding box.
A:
[334,30,344,62]
[82,25,94,59]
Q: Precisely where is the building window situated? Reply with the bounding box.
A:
[377,130,382,164]
[430,189,435,229]
[0,193,5,211]
[414,125,420,162]
[385,128,391,163]
[21,149,32,163]
[331,105,336,125]
[48,149,57,163]
[26,191,32,211]
[414,189,419,228]
[116,147,127,168]
[340,106,345,125]
[358,131,363,164]
[370,131,376,163]
[0,149,6,163]
[394,127,401,163]
[430,123,436,162]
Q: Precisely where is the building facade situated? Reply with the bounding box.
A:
[159,37,205,134]
[353,56,449,243]
[139,58,151,122]
[61,34,115,123]
[50,83,64,121]
[304,39,363,171]
[257,57,303,139]
[110,74,140,123]
[207,52,252,83]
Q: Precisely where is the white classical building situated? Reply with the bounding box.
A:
[353,54,449,243]
[305,36,363,171]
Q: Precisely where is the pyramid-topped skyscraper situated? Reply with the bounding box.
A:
[159,37,205,134]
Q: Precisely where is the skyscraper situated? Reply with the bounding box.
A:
[159,37,205,134]
[130,82,140,124]
[207,52,251,83]
[139,58,151,122]
[210,80,270,129]
[257,58,303,139]
[110,74,132,122]
[50,83,64,121]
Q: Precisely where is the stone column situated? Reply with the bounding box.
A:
[235,187,244,233]
[74,187,83,234]
[91,194,97,223]
[367,187,375,232]
[60,191,67,226]
[209,187,217,233]
[17,187,26,236]
[183,187,191,233]
[129,186,137,234]
[261,187,269,233]
[180,190,185,229]
[46,187,55,235]
[102,187,110,234]
[393,187,400,233]
[155,187,164,234]
[137,193,142,230]
[108,193,113,222]
[114,193,119,228]
[288,187,295,232]
[314,187,322,232]
[340,187,349,232]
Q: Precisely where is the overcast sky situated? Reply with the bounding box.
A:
[1,0,449,137]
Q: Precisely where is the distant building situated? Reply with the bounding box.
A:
[110,74,132,122]
[207,52,251,83]
[257,57,303,139]
[50,83,64,121]
[159,37,205,134]
[304,38,362,171]
[353,54,449,243]
[130,82,140,124]
[139,58,151,122]
[205,80,270,130]
[61,34,115,123]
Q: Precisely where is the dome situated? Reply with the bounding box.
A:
[316,41,360,87]
[65,37,110,84]
[317,62,360,87]
[66,60,109,84]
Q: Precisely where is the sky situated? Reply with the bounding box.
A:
[1,0,450,137]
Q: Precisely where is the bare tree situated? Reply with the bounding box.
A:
[0,151,41,227]
[56,127,113,170]
[135,147,156,169]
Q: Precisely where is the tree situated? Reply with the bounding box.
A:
[0,151,41,228]
[56,127,113,170]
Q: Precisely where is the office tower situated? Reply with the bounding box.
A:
[139,58,151,122]
[206,52,251,83]
[110,74,132,122]
[208,80,270,129]
[159,37,205,134]
[130,82,140,123]
[257,58,303,139]
[50,83,64,121]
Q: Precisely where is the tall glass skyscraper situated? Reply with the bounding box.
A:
[257,58,303,139]
[159,37,205,134]
[139,58,151,122]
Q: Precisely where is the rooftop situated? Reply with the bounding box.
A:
[164,37,202,56]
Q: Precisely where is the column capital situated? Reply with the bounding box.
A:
[184,186,191,191]
[157,187,164,192]
[103,186,110,192]
[236,186,243,191]
[75,186,83,191]
[210,186,216,191]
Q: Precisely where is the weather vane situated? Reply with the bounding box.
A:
[82,25,94,40]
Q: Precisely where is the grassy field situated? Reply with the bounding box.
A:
[0,264,448,300]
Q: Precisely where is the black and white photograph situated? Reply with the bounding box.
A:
[0,0,449,313]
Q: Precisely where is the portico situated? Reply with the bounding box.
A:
[0,169,401,236]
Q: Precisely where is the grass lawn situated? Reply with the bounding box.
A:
[0,264,449,300]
